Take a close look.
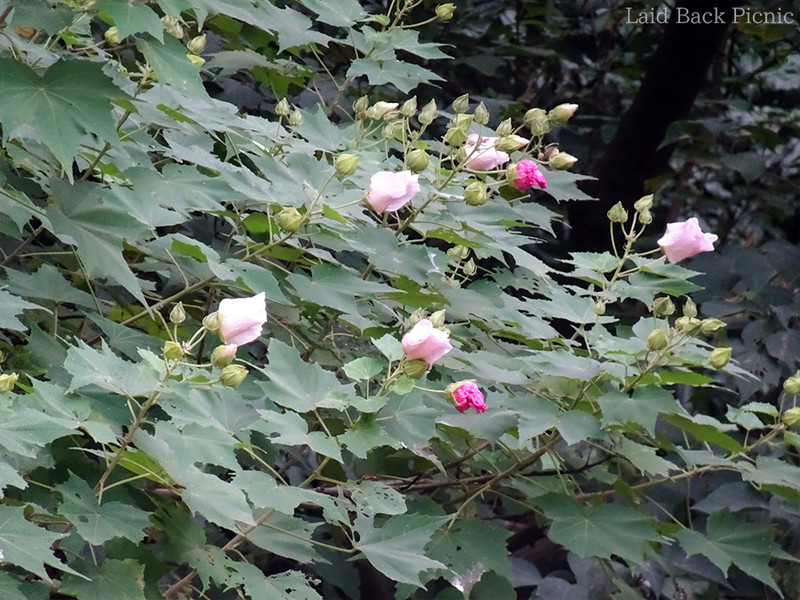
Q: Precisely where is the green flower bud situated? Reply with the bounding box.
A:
[169,302,186,324]
[504,162,518,183]
[700,319,727,335]
[163,340,184,361]
[495,136,525,154]
[462,258,477,276]
[403,359,429,379]
[548,151,578,170]
[709,347,732,369]
[464,181,489,206]
[275,98,290,116]
[651,297,676,317]
[594,299,606,315]
[647,329,668,351]
[634,194,654,212]
[782,407,800,428]
[435,3,456,21]
[524,108,551,137]
[187,53,205,67]
[220,364,248,388]
[104,26,120,45]
[0,373,18,393]
[187,33,206,55]
[447,245,470,261]
[428,309,447,329]
[453,113,472,130]
[675,316,702,336]
[210,344,237,368]
[400,96,417,117]
[405,148,430,173]
[203,311,221,333]
[444,127,467,146]
[382,121,404,139]
[161,15,184,38]
[607,201,629,224]
[473,102,490,125]
[547,103,578,125]
[784,376,800,396]
[638,208,653,224]
[354,95,369,115]
[452,93,470,114]
[683,298,697,319]
[496,118,513,137]
[276,207,305,233]
[288,109,303,126]
[407,308,426,329]
[334,153,359,176]
[418,99,438,125]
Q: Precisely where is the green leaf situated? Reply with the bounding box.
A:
[664,414,742,453]
[614,437,678,476]
[598,386,686,436]
[286,262,393,317]
[97,0,163,41]
[0,59,123,170]
[138,36,207,96]
[0,289,47,331]
[60,558,147,600]
[64,341,157,398]
[537,495,660,564]
[0,504,73,582]
[343,357,383,381]
[253,408,342,462]
[298,0,367,26]
[346,57,442,94]
[371,334,404,362]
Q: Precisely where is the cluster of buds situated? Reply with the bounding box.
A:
[274,99,304,126]
[634,194,653,225]
[782,372,800,427]
[186,33,207,67]
[162,15,184,39]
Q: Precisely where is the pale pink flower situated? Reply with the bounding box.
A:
[367,170,420,213]
[514,160,547,190]
[461,134,509,171]
[657,218,718,263]
[401,319,452,367]
[218,292,267,346]
[452,381,486,413]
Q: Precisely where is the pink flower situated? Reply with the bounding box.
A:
[367,170,420,213]
[218,292,267,346]
[401,319,452,367]
[461,134,509,171]
[514,160,547,190]
[451,380,486,413]
[657,218,718,263]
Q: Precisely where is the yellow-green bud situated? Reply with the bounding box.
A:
[405,148,429,173]
[473,102,490,125]
[495,136,523,154]
[161,15,184,38]
[453,113,472,130]
[638,208,653,224]
[524,108,551,137]
[607,202,629,224]
[276,207,305,233]
[683,298,697,319]
[288,109,303,126]
[435,3,456,21]
[354,95,369,114]
[400,96,417,117]
[428,309,447,329]
[163,340,184,361]
[104,26,119,45]
[447,245,470,261]
[547,103,578,125]
[634,194,654,212]
[594,299,606,315]
[220,364,248,388]
[382,121,404,139]
[782,407,800,428]
[504,162,518,183]
[187,33,206,55]
[709,347,732,369]
[647,329,668,351]
[651,297,676,317]
[418,99,438,125]
[367,101,399,120]
[334,153,359,176]
[784,376,800,396]
[549,151,578,170]
[444,127,468,146]
[169,302,186,324]
[403,359,429,379]
[675,316,702,336]
[462,258,477,276]
[700,319,726,335]
[187,53,205,67]
[203,311,221,333]
[275,98,290,116]
[0,373,18,393]
[452,93,470,114]
[407,308,426,329]
[210,344,238,368]
[496,118,513,137]
[464,181,489,206]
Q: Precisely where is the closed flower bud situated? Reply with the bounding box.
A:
[275,98,290,116]
[169,302,186,324]
[496,118,513,137]
[161,15,184,38]
[0,373,18,393]
[700,318,726,335]
[464,181,489,206]
[400,96,417,117]
[547,103,578,124]
[435,3,456,21]
[210,344,238,368]
[220,364,248,388]
[634,194,654,212]
[638,208,653,224]
[203,311,221,333]
[288,109,303,126]
[683,298,697,319]
[383,121,404,139]
[447,245,470,261]
[445,380,487,413]
[104,26,120,45]
[452,93,470,114]
[334,153,359,176]
[462,257,477,276]
[354,95,369,114]
[607,201,629,224]
[428,309,447,329]
[276,207,305,232]
[594,299,606,315]
[651,297,676,317]
[549,151,578,170]
[367,101,399,120]
[784,375,800,396]
[453,113,473,130]
[495,136,522,154]
[675,316,702,336]
[782,407,800,428]
[524,108,551,137]
[709,347,732,369]
[444,127,468,147]
[473,102,490,125]
[418,99,438,125]
[403,359,430,379]
[162,340,184,361]
[187,53,205,67]
[187,33,206,55]
[405,148,429,173]
[407,308,426,329]
[647,329,668,351]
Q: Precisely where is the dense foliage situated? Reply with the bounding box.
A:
[0,1,799,599]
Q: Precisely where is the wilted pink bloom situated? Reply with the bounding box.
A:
[401,319,452,367]
[514,160,547,190]
[367,170,420,213]
[657,218,718,263]
[218,292,267,346]
[452,380,486,413]
[461,134,509,171]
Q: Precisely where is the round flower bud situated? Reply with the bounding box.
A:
[202,311,221,333]
[462,258,477,276]
[353,95,369,116]
[709,347,732,369]
[403,359,430,380]
[676,316,702,336]
[0,373,18,393]
[104,26,120,45]
[783,376,800,396]
[549,151,578,170]
[187,54,205,67]
[435,3,456,21]
[334,153,359,176]
[161,15,184,38]
[683,298,697,319]
[473,102,490,125]
[220,364,248,388]
[638,208,653,224]
[647,329,668,351]
[162,340,184,361]
[524,108,551,137]
[607,201,629,224]
[547,103,578,125]
[367,101,399,120]
[447,245,470,261]
[634,194,654,212]
[400,96,417,117]
[276,207,305,233]
[288,109,303,126]
[210,344,238,368]
[452,93,470,114]
[464,181,489,206]
[452,113,472,131]
[496,118,513,137]
[169,302,186,324]
[428,309,447,329]
[651,297,676,317]
[187,33,207,55]
[594,299,606,315]
[700,319,726,335]
[444,127,468,147]
[418,99,438,125]
[782,407,800,428]
[275,98,290,116]
[405,148,430,173]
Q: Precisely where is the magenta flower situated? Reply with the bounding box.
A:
[657,218,718,263]
[401,319,452,367]
[218,292,267,346]
[514,160,547,190]
[451,380,486,413]
[367,170,420,213]
[461,134,509,171]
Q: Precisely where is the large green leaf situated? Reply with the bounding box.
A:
[0,289,47,332]
[0,505,74,582]
[60,558,147,600]
[598,386,687,436]
[97,0,163,41]
[138,36,206,96]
